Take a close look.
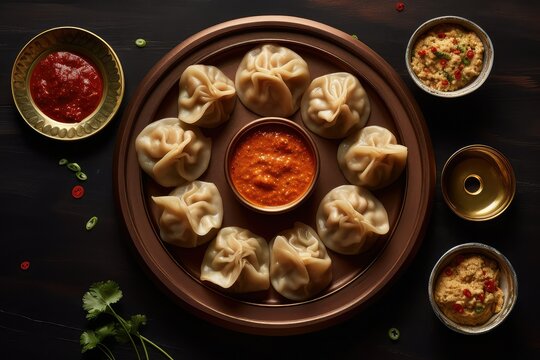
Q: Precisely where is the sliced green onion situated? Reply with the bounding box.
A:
[59,158,69,166]
[76,171,88,181]
[388,327,400,341]
[475,305,485,314]
[351,34,359,40]
[85,216,98,231]
[67,162,81,172]
[135,38,147,48]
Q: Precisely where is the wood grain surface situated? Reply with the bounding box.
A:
[1,0,539,358]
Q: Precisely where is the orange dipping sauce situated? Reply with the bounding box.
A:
[229,123,316,207]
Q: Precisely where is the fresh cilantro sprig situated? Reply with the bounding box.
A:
[80,280,174,360]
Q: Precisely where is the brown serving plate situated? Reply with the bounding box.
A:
[114,15,436,335]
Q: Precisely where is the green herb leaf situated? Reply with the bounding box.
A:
[115,314,147,344]
[462,57,471,65]
[80,330,100,353]
[434,51,451,60]
[82,280,123,319]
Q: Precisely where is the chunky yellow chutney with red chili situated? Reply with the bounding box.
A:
[229,125,315,207]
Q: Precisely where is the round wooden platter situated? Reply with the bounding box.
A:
[114,15,436,335]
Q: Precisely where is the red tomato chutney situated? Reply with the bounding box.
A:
[229,124,316,207]
[29,51,103,123]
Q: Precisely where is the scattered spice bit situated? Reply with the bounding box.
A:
[395,2,405,12]
[418,49,427,57]
[454,70,462,80]
[20,260,30,270]
[86,216,98,231]
[388,327,400,340]
[463,288,472,298]
[476,293,485,302]
[59,158,69,166]
[440,59,447,67]
[72,185,85,199]
[431,46,438,53]
[135,38,147,48]
[484,279,497,293]
[351,34,359,40]
[467,49,475,59]
[452,303,464,313]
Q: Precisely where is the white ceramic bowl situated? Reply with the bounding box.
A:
[405,16,494,98]
[428,243,517,334]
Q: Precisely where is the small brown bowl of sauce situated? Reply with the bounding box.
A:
[225,117,320,214]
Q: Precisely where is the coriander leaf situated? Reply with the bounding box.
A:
[80,330,100,353]
[115,314,147,344]
[83,280,123,319]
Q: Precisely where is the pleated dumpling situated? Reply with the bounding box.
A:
[316,185,389,255]
[178,64,236,128]
[152,181,223,248]
[270,222,332,301]
[338,126,408,189]
[235,43,310,117]
[135,118,211,187]
[200,227,270,293]
[301,72,371,139]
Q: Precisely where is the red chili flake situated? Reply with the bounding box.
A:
[20,261,30,270]
[437,32,446,39]
[484,279,497,293]
[454,70,462,80]
[440,59,447,67]
[71,185,85,199]
[452,303,464,313]
[431,46,438,53]
[476,293,485,302]
[418,49,427,57]
[442,80,449,86]
[463,288,472,298]
[444,267,453,276]
[395,2,405,12]
[467,49,475,59]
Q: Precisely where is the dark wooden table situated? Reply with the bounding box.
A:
[1,1,539,358]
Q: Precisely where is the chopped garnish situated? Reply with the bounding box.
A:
[452,303,464,313]
[467,49,475,59]
[85,216,98,231]
[135,38,147,48]
[67,162,81,172]
[20,260,30,270]
[434,51,451,60]
[72,185,85,199]
[76,171,88,181]
[388,327,400,340]
[463,288,472,298]
[59,158,69,166]
[351,34,359,40]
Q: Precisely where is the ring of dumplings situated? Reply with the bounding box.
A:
[134,43,408,301]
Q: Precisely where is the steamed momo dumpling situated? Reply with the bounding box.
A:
[135,118,211,187]
[338,126,408,189]
[178,64,236,128]
[301,72,371,139]
[235,43,310,117]
[270,222,332,301]
[316,185,389,255]
[200,227,270,293]
[152,181,223,248]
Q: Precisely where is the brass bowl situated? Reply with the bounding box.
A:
[11,26,124,140]
[441,145,515,221]
[405,16,494,98]
[428,243,518,335]
[225,117,320,214]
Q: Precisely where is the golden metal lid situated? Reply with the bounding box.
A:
[441,145,515,221]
